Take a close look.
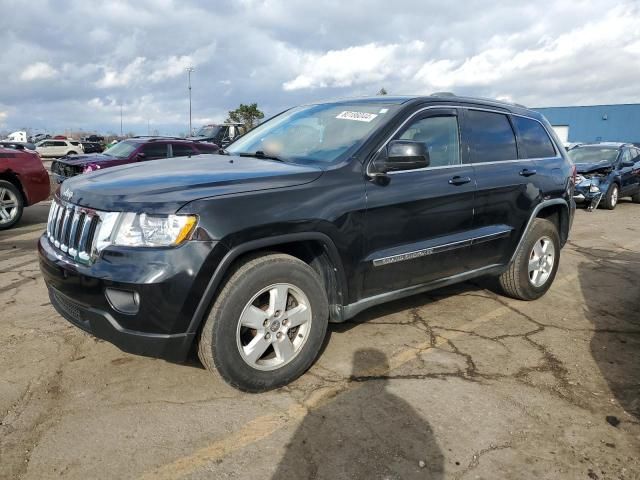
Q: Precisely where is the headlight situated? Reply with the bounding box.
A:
[589,184,600,193]
[113,213,197,247]
[93,212,197,252]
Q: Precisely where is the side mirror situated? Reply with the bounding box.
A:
[372,140,430,175]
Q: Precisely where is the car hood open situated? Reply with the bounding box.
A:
[58,154,323,213]
[56,153,115,166]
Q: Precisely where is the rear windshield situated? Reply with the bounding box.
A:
[568,147,619,164]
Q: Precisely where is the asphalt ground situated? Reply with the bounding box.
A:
[0,201,639,479]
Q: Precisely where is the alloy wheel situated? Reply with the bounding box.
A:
[0,187,19,225]
[236,283,312,371]
[528,236,555,287]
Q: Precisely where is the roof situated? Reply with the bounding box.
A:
[576,142,629,148]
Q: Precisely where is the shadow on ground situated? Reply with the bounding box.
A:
[578,245,640,420]
[273,348,444,479]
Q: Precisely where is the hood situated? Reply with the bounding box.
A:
[56,153,113,166]
[575,159,614,174]
[59,154,323,213]
[185,135,213,142]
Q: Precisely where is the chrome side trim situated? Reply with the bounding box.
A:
[372,229,512,267]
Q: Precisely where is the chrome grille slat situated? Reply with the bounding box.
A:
[46,200,102,264]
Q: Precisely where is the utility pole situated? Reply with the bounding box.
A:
[148,119,150,136]
[120,104,123,137]
[186,66,194,136]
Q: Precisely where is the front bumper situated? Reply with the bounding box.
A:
[39,234,226,361]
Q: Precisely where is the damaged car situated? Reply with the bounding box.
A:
[569,143,640,210]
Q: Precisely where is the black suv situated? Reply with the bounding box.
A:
[39,95,575,392]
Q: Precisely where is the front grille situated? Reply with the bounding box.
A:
[46,200,101,263]
[51,161,82,179]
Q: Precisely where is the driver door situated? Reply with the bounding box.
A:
[361,108,476,298]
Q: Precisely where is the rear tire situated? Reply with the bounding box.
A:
[198,253,329,392]
[498,218,560,300]
[602,183,619,210]
[66,151,77,155]
[0,180,24,231]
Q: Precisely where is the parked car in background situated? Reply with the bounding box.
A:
[50,136,219,183]
[0,142,50,230]
[80,141,104,154]
[188,123,245,147]
[84,134,105,143]
[31,133,51,143]
[39,95,575,392]
[36,139,84,158]
[569,142,640,210]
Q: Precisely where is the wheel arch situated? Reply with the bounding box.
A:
[510,199,570,264]
[0,170,27,205]
[187,232,348,336]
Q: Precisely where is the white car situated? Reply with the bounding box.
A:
[36,139,84,158]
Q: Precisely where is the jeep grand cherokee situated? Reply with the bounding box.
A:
[39,95,575,392]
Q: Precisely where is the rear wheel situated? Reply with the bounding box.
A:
[0,180,24,230]
[602,183,619,210]
[198,253,329,392]
[498,218,560,300]
[66,151,77,156]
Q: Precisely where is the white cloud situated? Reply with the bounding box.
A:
[20,62,58,81]
[0,110,7,127]
[149,55,194,82]
[96,57,146,88]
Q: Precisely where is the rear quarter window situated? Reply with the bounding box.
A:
[512,116,556,159]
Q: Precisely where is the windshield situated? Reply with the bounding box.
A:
[195,126,222,138]
[225,103,397,164]
[103,140,137,159]
[569,147,619,164]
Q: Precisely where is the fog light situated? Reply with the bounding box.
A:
[105,288,140,315]
[589,184,600,193]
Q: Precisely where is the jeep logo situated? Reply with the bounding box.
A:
[61,188,73,201]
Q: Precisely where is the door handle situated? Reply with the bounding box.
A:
[519,168,537,177]
[448,175,472,185]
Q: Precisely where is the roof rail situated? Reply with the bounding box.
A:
[131,135,186,141]
[430,92,456,97]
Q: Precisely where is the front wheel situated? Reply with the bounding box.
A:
[0,180,24,230]
[498,218,560,300]
[603,184,619,210]
[198,253,329,392]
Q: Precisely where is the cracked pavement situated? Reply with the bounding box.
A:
[1,202,639,480]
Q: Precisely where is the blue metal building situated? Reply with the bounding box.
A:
[534,104,640,144]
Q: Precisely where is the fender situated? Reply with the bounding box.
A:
[186,232,348,334]
[509,198,570,264]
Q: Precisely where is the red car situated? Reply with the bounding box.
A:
[0,143,50,230]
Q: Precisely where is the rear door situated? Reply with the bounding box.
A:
[618,147,639,196]
[170,142,199,157]
[139,142,169,161]
[462,108,537,269]
[362,108,476,297]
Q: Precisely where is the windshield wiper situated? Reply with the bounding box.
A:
[237,151,285,162]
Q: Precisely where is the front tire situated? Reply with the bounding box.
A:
[603,183,619,210]
[498,218,560,300]
[0,180,24,231]
[198,253,329,392]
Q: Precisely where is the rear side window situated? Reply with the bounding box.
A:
[464,110,517,163]
[398,115,460,167]
[141,143,168,159]
[172,143,197,157]
[512,116,556,158]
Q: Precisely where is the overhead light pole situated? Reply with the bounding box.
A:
[120,103,123,137]
[186,66,194,136]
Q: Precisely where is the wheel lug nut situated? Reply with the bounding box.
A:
[264,333,271,340]
[282,319,288,326]
[276,332,283,339]
[263,319,269,327]
[274,310,281,318]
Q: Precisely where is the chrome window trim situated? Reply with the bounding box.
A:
[367,104,562,176]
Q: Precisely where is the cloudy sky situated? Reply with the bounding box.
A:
[1,0,639,136]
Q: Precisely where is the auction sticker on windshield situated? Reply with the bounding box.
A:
[336,111,378,122]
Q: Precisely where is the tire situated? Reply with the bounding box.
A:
[198,253,329,392]
[602,183,619,210]
[0,180,24,231]
[498,218,560,301]
[631,192,640,203]
[66,151,77,155]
